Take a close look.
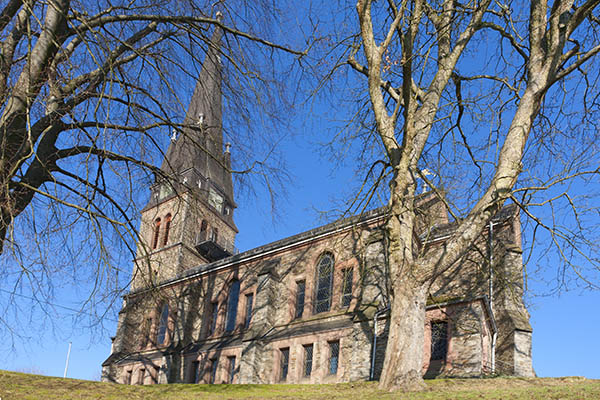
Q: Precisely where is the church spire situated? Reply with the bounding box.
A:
[159,15,234,205]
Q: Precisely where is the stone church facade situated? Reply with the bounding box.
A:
[101,26,534,385]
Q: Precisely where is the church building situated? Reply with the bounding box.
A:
[101,25,534,385]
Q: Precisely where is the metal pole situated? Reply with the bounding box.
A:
[63,342,72,378]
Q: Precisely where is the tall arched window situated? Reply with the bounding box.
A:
[162,214,172,246]
[156,303,169,345]
[315,253,334,313]
[225,279,240,332]
[152,218,161,249]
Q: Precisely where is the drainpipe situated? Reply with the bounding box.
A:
[370,306,389,381]
[488,220,497,374]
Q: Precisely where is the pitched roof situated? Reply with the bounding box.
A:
[160,23,234,203]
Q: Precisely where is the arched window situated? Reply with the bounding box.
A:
[225,279,240,332]
[315,253,334,313]
[152,218,161,249]
[162,214,172,246]
[156,303,169,345]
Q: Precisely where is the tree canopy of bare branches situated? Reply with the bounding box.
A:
[0,0,302,341]
[310,0,600,390]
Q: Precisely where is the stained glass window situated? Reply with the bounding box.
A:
[315,253,334,313]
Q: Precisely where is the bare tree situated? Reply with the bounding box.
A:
[0,0,302,340]
[314,0,600,390]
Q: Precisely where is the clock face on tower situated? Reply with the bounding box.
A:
[208,187,224,213]
[159,183,174,200]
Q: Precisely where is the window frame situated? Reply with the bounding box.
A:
[142,317,152,349]
[125,369,133,385]
[430,321,448,361]
[295,280,306,319]
[328,340,340,375]
[162,214,172,246]
[340,268,353,308]
[314,253,334,314]
[151,218,161,249]
[156,303,169,345]
[209,358,218,384]
[244,293,253,329]
[208,301,218,336]
[303,343,314,378]
[225,279,240,332]
[227,355,236,384]
[191,360,200,383]
[279,347,290,382]
[138,368,146,385]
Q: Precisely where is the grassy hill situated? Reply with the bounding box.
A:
[1,370,599,399]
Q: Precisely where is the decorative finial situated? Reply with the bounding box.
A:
[419,169,435,194]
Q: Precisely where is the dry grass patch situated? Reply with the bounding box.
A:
[1,370,599,399]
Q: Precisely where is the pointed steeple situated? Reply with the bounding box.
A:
[159,15,234,206]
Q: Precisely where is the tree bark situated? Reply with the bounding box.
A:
[379,277,427,391]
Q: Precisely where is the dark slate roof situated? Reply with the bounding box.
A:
[160,24,234,204]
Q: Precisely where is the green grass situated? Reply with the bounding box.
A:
[1,370,599,399]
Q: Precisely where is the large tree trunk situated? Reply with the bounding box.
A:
[379,279,427,391]
[378,175,427,390]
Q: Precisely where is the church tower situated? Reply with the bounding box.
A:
[133,22,237,289]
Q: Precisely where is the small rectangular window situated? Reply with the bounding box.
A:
[279,347,290,382]
[431,321,448,361]
[227,356,236,384]
[191,361,200,383]
[175,297,185,340]
[142,318,152,348]
[209,358,218,384]
[138,368,145,385]
[303,344,313,377]
[208,302,218,335]
[152,366,159,384]
[244,293,253,329]
[125,370,132,385]
[295,280,306,319]
[341,268,353,307]
[328,340,340,375]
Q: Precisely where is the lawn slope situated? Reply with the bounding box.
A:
[1,370,599,399]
